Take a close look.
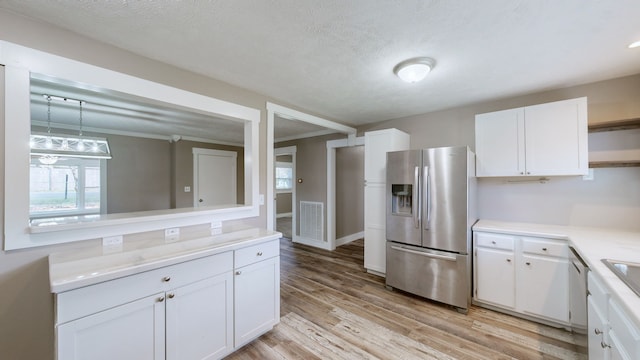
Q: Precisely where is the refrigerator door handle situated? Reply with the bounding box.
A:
[423,166,431,230]
[390,245,457,261]
[413,166,420,229]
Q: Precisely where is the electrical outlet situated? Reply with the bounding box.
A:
[102,235,123,247]
[211,220,222,229]
[184,186,191,192]
[259,194,265,205]
[165,228,180,237]
[211,227,223,235]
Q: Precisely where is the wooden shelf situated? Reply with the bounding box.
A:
[589,160,640,168]
[588,117,640,133]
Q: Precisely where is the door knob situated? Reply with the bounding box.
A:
[199,199,203,203]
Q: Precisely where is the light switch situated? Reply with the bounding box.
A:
[184,186,191,192]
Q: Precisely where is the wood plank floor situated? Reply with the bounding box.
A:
[225,238,587,360]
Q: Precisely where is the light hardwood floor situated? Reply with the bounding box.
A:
[226,238,587,360]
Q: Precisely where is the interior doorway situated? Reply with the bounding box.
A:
[274,146,296,239]
[266,102,357,250]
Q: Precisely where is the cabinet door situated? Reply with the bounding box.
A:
[475,107,525,176]
[475,247,515,308]
[524,97,588,176]
[519,255,569,322]
[234,256,280,348]
[587,296,610,360]
[57,293,165,360]
[364,129,410,182]
[364,183,386,274]
[166,272,234,360]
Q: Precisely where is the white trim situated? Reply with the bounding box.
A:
[335,231,365,247]
[31,120,244,147]
[266,102,356,250]
[1,41,260,250]
[276,212,292,218]
[293,237,332,251]
[275,129,337,143]
[326,136,365,250]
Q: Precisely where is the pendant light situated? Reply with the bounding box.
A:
[30,94,112,161]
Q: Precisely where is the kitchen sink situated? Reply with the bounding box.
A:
[602,259,640,297]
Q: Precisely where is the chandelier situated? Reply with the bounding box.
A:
[30,95,112,164]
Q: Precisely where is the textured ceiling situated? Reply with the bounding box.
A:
[1,0,640,127]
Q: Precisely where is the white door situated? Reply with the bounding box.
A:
[193,148,237,207]
[166,272,234,360]
[57,293,165,360]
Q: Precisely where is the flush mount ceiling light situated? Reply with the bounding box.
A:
[629,40,640,49]
[394,57,436,83]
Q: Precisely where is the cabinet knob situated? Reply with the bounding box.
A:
[594,328,602,335]
[527,172,531,175]
[506,259,511,262]
[520,172,524,175]
[163,276,171,282]
[157,296,165,302]
[600,341,611,349]
[491,241,496,244]
[542,247,548,251]
[257,251,263,256]
[235,271,242,275]
[168,293,175,299]
[526,262,531,266]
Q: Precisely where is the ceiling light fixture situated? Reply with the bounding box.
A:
[394,57,436,83]
[628,40,640,49]
[30,94,112,162]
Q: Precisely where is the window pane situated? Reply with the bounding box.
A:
[275,166,293,190]
[84,166,101,209]
[30,164,79,213]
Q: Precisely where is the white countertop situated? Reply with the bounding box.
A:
[474,219,640,326]
[49,226,282,293]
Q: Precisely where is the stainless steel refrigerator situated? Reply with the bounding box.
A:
[385,146,476,312]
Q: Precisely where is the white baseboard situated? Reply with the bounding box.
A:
[276,212,292,218]
[336,231,364,247]
[292,235,331,250]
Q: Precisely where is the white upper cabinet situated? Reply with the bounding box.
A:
[475,97,588,177]
[364,128,411,183]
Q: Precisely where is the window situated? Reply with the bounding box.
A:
[30,157,104,218]
[275,161,293,192]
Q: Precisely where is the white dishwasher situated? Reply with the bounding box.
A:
[569,246,588,333]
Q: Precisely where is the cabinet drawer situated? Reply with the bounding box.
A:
[235,239,280,268]
[521,237,567,258]
[588,271,609,312]
[474,232,514,251]
[56,252,233,324]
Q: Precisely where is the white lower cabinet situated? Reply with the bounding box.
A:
[473,231,569,325]
[234,256,279,347]
[587,268,640,360]
[518,254,568,322]
[55,239,280,360]
[166,273,234,360]
[474,232,516,309]
[57,293,166,360]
